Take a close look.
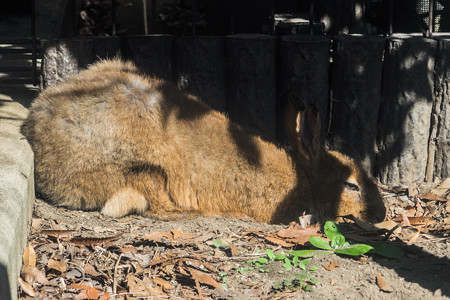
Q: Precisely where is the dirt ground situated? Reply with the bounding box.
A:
[18,182,450,300]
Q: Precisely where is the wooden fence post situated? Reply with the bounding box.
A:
[174,36,227,112]
[226,34,277,139]
[376,35,437,186]
[121,35,174,82]
[279,35,331,143]
[432,37,450,180]
[328,35,385,174]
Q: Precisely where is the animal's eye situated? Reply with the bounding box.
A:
[344,181,360,191]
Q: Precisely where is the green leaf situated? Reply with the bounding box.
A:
[266,249,275,260]
[282,258,293,270]
[309,276,319,284]
[294,273,307,281]
[292,256,299,266]
[368,242,405,258]
[283,279,293,287]
[212,239,228,248]
[309,236,333,250]
[257,257,269,265]
[274,253,286,260]
[330,234,346,248]
[334,244,373,256]
[273,281,283,290]
[324,221,341,240]
[289,250,316,258]
[309,265,318,271]
[298,259,309,270]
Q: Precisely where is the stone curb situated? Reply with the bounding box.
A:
[0,85,37,300]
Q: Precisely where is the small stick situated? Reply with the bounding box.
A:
[113,253,124,295]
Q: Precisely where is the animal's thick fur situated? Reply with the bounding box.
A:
[22,59,386,223]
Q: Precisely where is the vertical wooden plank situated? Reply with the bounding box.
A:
[227,34,277,139]
[91,36,121,61]
[279,35,331,143]
[174,36,226,112]
[377,35,437,186]
[328,35,384,174]
[433,37,450,180]
[121,35,174,81]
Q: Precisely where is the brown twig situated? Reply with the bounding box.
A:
[113,253,123,295]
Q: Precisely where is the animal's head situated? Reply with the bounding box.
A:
[285,105,386,223]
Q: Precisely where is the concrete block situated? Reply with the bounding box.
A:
[0,86,36,300]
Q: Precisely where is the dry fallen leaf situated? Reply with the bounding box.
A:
[40,230,77,237]
[402,214,411,227]
[420,192,447,202]
[119,245,137,253]
[154,276,175,291]
[83,263,101,277]
[131,261,145,275]
[67,284,100,299]
[18,276,36,297]
[126,273,150,296]
[127,273,164,297]
[277,222,321,245]
[230,242,237,256]
[68,233,123,247]
[23,243,36,268]
[171,228,193,240]
[21,265,50,285]
[31,218,43,233]
[408,229,421,243]
[142,231,172,242]
[429,178,450,197]
[393,216,431,225]
[48,259,68,273]
[188,268,222,290]
[355,218,401,234]
[376,273,393,292]
[182,258,218,273]
[264,235,295,247]
[324,260,339,271]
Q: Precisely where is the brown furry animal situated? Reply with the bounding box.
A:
[22,59,386,224]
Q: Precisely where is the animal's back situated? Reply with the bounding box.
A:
[23,59,299,220]
[23,60,164,211]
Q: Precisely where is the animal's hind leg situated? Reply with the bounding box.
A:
[101,187,148,217]
[101,166,178,218]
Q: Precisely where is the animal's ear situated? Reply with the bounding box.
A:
[285,104,322,161]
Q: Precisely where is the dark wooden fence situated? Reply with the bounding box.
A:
[41,34,450,187]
